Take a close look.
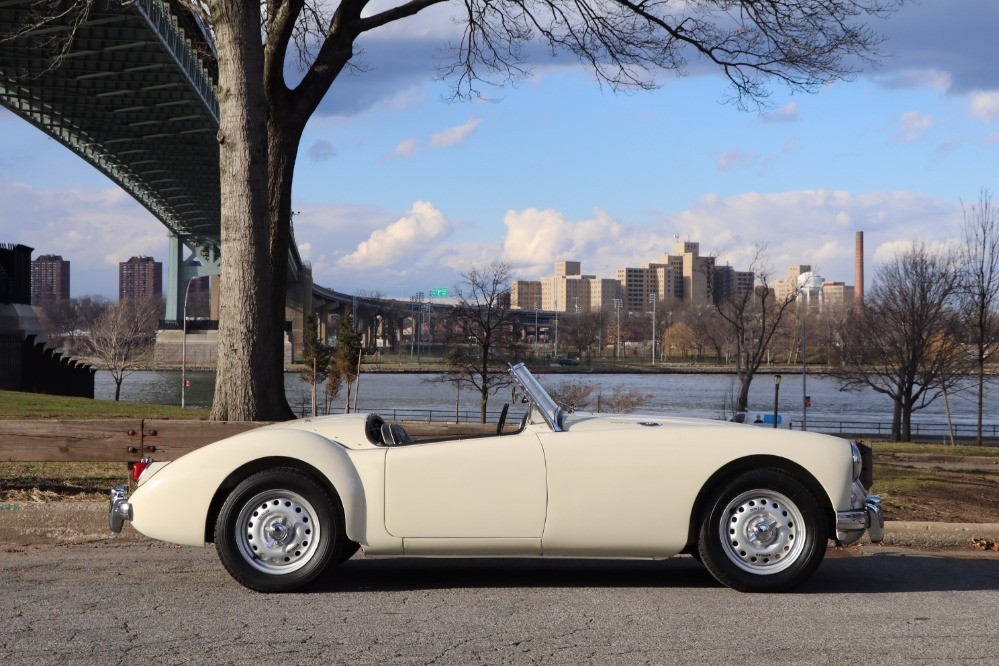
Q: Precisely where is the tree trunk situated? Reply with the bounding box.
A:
[736,373,752,413]
[114,380,121,402]
[209,1,288,421]
[891,399,902,442]
[901,400,913,443]
[977,358,985,446]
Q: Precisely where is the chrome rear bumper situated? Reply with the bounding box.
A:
[109,485,132,533]
[836,495,885,544]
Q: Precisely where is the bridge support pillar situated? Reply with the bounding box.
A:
[164,233,221,325]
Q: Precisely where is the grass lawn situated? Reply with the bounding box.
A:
[0,390,208,420]
[869,441,999,457]
[0,461,127,502]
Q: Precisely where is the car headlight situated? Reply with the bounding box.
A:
[850,441,863,480]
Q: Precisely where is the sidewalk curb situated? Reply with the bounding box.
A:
[3,502,999,550]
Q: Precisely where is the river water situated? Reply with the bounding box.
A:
[96,369,998,430]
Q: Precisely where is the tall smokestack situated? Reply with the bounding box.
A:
[854,231,864,313]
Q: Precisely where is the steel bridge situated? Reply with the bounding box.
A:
[0,0,301,323]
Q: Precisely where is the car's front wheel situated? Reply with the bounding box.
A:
[698,468,828,592]
[215,468,344,592]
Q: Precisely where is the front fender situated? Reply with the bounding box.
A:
[129,427,366,547]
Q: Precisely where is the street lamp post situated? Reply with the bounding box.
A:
[180,277,194,408]
[773,373,782,429]
[801,312,808,432]
[413,291,424,362]
[648,293,656,366]
[534,301,539,353]
[613,298,623,360]
[554,295,559,360]
[409,295,418,358]
[421,302,430,362]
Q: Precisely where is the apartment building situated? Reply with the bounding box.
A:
[30,254,70,303]
[119,256,163,301]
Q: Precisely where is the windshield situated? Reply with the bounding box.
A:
[509,363,564,432]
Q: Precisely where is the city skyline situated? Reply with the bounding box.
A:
[0,0,995,299]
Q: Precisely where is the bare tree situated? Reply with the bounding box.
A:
[597,386,651,413]
[36,295,110,353]
[332,310,362,413]
[685,305,730,363]
[664,321,698,362]
[959,188,999,446]
[548,379,648,413]
[299,311,331,416]
[12,0,900,420]
[547,380,595,412]
[715,247,799,413]
[560,310,601,362]
[81,296,160,401]
[835,242,966,441]
[442,261,520,422]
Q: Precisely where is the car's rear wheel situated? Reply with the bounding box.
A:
[215,468,344,592]
[697,468,828,592]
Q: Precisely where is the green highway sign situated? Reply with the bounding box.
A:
[430,287,449,298]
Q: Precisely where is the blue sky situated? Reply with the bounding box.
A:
[1,0,997,299]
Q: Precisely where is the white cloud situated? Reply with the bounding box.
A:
[429,116,481,148]
[762,102,799,123]
[386,115,481,159]
[292,192,961,297]
[499,208,627,277]
[337,200,453,270]
[495,191,957,289]
[873,68,953,93]
[390,137,419,159]
[897,110,935,142]
[969,90,999,121]
[0,179,163,297]
[664,190,958,284]
[716,148,757,170]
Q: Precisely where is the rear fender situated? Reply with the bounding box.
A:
[128,428,366,547]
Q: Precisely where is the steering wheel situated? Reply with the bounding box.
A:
[496,403,510,435]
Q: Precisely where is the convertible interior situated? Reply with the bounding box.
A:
[364,407,531,447]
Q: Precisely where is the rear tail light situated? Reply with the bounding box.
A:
[129,456,153,483]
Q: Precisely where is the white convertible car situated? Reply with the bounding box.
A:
[110,363,883,593]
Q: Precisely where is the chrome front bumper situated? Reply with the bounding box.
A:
[836,495,885,545]
[109,485,132,533]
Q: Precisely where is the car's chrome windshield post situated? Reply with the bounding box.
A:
[509,363,563,432]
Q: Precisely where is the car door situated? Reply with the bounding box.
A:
[383,431,547,538]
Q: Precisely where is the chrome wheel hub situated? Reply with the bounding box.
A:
[719,489,806,575]
[235,490,321,575]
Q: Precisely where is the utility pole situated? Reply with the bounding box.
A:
[649,293,656,366]
[613,298,623,360]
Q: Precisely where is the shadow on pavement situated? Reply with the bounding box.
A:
[315,556,717,593]
[805,551,999,594]
[312,551,999,595]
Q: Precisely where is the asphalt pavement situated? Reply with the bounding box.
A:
[2,503,998,664]
[2,539,998,665]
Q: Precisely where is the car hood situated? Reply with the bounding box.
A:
[562,412,735,433]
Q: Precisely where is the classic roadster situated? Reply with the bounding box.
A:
[110,363,883,593]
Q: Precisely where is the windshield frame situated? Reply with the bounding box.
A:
[509,363,564,432]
